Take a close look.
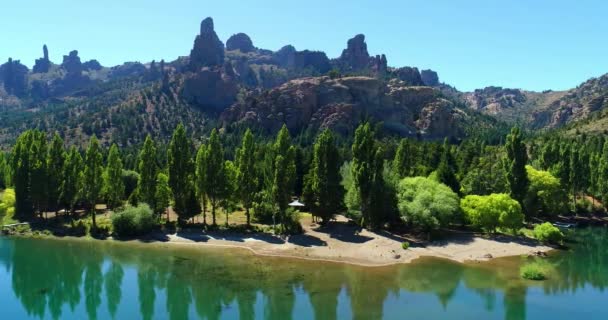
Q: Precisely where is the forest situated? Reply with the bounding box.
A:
[0,122,605,241]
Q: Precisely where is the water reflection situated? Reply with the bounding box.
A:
[0,228,607,319]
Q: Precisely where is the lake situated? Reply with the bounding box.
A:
[0,228,607,320]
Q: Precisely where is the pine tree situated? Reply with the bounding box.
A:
[195,143,208,224]
[29,131,48,217]
[304,129,344,223]
[138,135,158,207]
[0,152,7,189]
[61,146,83,215]
[154,173,171,218]
[236,129,257,226]
[598,141,608,208]
[11,130,35,217]
[103,144,124,210]
[204,129,226,226]
[168,124,196,221]
[393,139,413,178]
[46,133,65,213]
[222,160,238,225]
[504,127,529,211]
[82,136,103,228]
[436,139,460,194]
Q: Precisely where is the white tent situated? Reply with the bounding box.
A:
[288,200,305,207]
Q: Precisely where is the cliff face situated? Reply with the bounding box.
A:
[221,76,466,139]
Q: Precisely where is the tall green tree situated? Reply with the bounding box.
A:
[103,144,125,209]
[11,130,35,217]
[61,146,83,215]
[435,139,460,194]
[0,152,7,189]
[221,160,238,225]
[303,130,344,223]
[168,124,196,221]
[504,127,529,212]
[154,172,171,218]
[29,131,48,217]
[393,139,414,178]
[137,135,158,207]
[46,133,65,212]
[204,129,226,226]
[195,143,208,224]
[272,125,296,229]
[598,141,608,208]
[82,136,104,228]
[236,129,257,226]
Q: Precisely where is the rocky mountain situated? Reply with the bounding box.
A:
[0,16,504,148]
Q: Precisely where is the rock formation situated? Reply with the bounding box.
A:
[226,33,255,53]
[273,45,331,73]
[0,58,29,96]
[61,50,83,75]
[83,59,102,71]
[339,34,370,71]
[182,63,238,112]
[393,67,424,86]
[33,44,51,73]
[421,69,439,86]
[221,76,464,138]
[189,17,225,71]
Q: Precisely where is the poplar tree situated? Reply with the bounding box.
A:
[504,127,529,211]
[236,129,257,226]
[138,135,158,207]
[168,124,195,221]
[29,131,48,217]
[393,138,413,178]
[82,136,103,228]
[195,144,208,224]
[304,129,344,223]
[61,146,83,215]
[272,125,296,229]
[204,129,226,226]
[435,139,460,194]
[103,144,124,209]
[46,133,65,212]
[12,130,35,217]
[154,173,171,218]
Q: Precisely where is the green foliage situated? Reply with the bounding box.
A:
[46,133,65,211]
[401,241,410,250]
[504,127,529,208]
[277,207,302,234]
[435,139,460,194]
[524,166,567,217]
[121,170,139,200]
[397,177,460,233]
[61,146,83,213]
[303,130,345,223]
[599,140,608,207]
[111,204,157,237]
[533,222,564,244]
[82,136,103,226]
[236,129,257,226]
[168,124,196,221]
[137,135,158,207]
[520,262,548,280]
[461,146,507,196]
[252,190,275,223]
[154,173,171,216]
[0,188,16,224]
[103,144,125,209]
[461,193,523,233]
[195,143,208,223]
[11,130,48,218]
[272,125,296,229]
[204,129,227,225]
[393,139,414,178]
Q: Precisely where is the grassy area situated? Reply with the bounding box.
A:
[520,259,555,280]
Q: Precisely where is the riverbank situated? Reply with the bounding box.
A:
[7,214,552,267]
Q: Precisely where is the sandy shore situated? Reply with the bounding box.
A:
[143,215,552,267]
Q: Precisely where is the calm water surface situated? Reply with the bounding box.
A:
[0,228,607,320]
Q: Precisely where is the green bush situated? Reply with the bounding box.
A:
[461,193,523,233]
[397,177,460,233]
[402,241,410,250]
[524,166,567,216]
[520,262,547,280]
[0,189,16,223]
[279,208,303,234]
[111,204,157,237]
[252,190,275,223]
[533,222,564,244]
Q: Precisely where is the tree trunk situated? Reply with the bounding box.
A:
[245,207,250,227]
[212,205,216,226]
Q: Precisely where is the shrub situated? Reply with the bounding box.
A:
[397,177,460,233]
[461,193,523,233]
[520,262,547,280]
[252,190,275,223]
[0,189,16,223]
[533,222,564,244]
[279,208,303,234]
[111,204,157,237]
[524,166,567,216]
[402,241,410,250]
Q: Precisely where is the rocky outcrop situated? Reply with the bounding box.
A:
[465,86,526,114]
[33,44,51,73]
[233,57,258,87]
[182,63,238,112]
[189,17,225,70]
[221,76,465,138]
[226,33,255,53]
[83,59,102,71]
[339,34,370,71]
[110,62,146,78]
[0,58,29,97]
[273,45,331,73]
[61,50,83,74]
[421,69,439,86]
[393,67,424,86]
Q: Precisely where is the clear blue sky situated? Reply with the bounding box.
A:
[2,0,607,92]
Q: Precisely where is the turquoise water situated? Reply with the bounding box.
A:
[0,228,607,319]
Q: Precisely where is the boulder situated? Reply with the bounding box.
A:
[189,17,225,70]
[226,33,255,53]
